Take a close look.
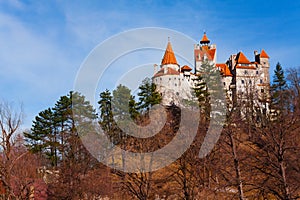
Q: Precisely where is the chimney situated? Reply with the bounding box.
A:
[254,50,259,62]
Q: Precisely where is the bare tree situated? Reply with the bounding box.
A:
[0,102,25,199]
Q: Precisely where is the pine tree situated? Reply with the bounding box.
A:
[129,95,139,120]
[193,72,209,117]
[98,89,114,133]
[24,91,96,167]
[193,60,225,121]
[273,62,287,92]
[271,62,289,116]
[24,108,59,166]
[137,77,162,113]
[112,84,132,121]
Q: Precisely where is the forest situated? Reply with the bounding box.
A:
[0,63,299,200]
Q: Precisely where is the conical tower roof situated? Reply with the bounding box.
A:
[161,40,178,65]
[260,49,269,58]
[200,32,210,44]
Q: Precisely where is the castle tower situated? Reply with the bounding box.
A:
[194,32,217,73]
[152,39,193,105]
[161,39,179,71]
[200,32,210,45]
[258,49,270,85]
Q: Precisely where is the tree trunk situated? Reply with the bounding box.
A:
[229,132,245,200]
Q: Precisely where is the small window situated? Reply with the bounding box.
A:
[249,80,252,84]
[160,78,162,80]
[169,78,171,80]
[261,89,264,93]
[175,83,177,86]
[241,80,245,84]
[244,70,248,74]
[260,79,263,83]
[256,71,259,75]
[223,82,226,86]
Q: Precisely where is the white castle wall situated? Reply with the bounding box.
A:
[153,73,195,105]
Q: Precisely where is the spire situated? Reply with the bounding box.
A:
[200,32,210,44]
[260,49,270,58]
[161,39,178,65]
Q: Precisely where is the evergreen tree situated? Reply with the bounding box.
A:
[52,93,72,162]
[273,62,287,92]
[129,95,139,120]
[137,77,162,113]
[24,108,59,166]
[98,89,114,133]
[271,62,290,115]
[193,72,209,116]
[193,60,225,121]
[24,91,96,167]
[112,84,132,121]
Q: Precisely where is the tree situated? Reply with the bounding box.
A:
[0,102,22,199]
[25,92,101,199]
[193,60,225,123]
[287,67,300,113]
[24,108,59,167]
[0,102,40,199]
[98,89,114,134]
[271,62,290,116]
[137,78,162,113]
[250,112,300,199]
[273,62,287,92]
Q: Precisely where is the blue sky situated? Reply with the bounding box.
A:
[0,0,300,128]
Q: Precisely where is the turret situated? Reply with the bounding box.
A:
[200,32,210,45]
[160,39,179,71]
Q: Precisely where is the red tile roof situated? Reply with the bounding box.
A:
[194,48,216,61]
[161,41,178,65]
[181,65,192,71]
[200,33,210,44]
[208,49,216,60]
[236,52,251,64]
[153,67,180,77]
[216,63,232,76]
[260,49,269,58]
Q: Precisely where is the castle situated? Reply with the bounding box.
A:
[152,33,270,112]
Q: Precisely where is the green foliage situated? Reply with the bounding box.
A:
[98,89,114,133]
[137,77,162,112]
[112,85,132,121]
[24,108,59,166]
[271,62,290,115]
[273,62,287,91]
[193,61,225,120]
[24,91,96,167]
[129,95,139,119]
